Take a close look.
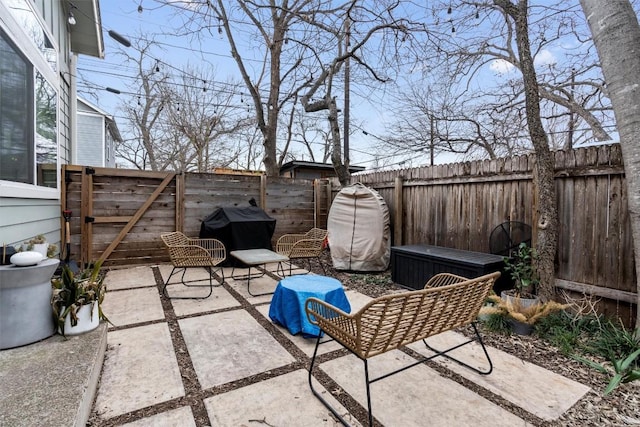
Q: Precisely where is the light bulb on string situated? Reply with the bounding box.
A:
[137,96,141,106]
[177,102,180,112]
[447,5,452,14]
[137,4,143,13]
[155,60,160,73]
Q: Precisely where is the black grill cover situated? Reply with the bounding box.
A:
[199,207,276,257]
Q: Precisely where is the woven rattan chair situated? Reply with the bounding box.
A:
[275,228,328,275]
[305,271,500,426]
[160,231,226,299]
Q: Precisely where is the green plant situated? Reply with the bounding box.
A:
[535,311,594,354]
[586,321,640,361]
[51,261,109,337]
[480,311,512,334]
[46,243,57,258]
[503,242,539,297]
[574,348,640,395]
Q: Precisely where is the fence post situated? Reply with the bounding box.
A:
[176,172,184,232]
[260,174,267,210]
[394,176,403,246]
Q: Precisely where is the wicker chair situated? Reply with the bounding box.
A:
[160,231,226,299]
[305,271,500,426]
[275,228,328,275]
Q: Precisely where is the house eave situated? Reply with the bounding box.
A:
[69,0,104,58]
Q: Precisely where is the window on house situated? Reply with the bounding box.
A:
[0,28,57,188]
[0,30,33,184]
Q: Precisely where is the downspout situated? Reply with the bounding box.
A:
[70,53,77,165]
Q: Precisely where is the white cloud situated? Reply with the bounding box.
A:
[490,59,515,74]
[534,49,557,66]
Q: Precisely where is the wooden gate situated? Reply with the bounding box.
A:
[62,166,325,267]
[62,165,179,267]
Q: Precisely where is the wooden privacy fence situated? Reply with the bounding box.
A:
[62,143,635,325]
[347,143,635,326]
[61,165,331,268]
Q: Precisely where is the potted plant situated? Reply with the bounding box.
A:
[51,261,109,337]
[24,234,49,258]
[501,242,540,307]
[480,294,569,335]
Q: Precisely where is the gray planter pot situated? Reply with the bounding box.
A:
[509,318,534,335]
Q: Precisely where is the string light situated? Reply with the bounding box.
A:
[155,60,160,73]
[137,3,143,13]
[68,10,76,26]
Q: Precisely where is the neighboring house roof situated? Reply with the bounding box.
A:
[69,0,104,58]
[280,161,366,175]
[78,97,122,142]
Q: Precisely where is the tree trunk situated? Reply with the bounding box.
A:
[495,0,558,301]
[581,0,640,330]
[328,97,350,186]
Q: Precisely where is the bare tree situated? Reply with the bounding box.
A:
[490,0,557,301]
[384,1,615,166]
[580,0,640,329]
[116,38,170,171]
[161,1,420,181]
[299,1,417,185]
[164,69,252,172]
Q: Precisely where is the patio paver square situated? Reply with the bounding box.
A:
[94,323,184,419]
[321,351,530,427]
[180,309,295,389]
[102,287,165,328]
[408,330,591,421]
[105,266,156,290]
[118,406,196,427]
[226,273,277,303]
[204,369,361,426]
[168,283,241,317]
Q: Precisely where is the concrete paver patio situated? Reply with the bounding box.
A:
[0,262,591,427]
[89,263,591,426]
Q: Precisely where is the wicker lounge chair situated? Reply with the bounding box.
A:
[305,271,500,426]
[160,231,226,299]
[275,227,328,275]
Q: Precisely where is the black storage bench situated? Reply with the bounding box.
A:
[391,244,507,291]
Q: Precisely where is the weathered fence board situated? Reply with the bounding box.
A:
[350,144,635,326]
[62,167,324,268]
[62,144,635,325]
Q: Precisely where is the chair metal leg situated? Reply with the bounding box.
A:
[364,359,374,427]
[422,322,493,375]
[245,265,274,297]
[308,335,351,427]
[162,266,215,300]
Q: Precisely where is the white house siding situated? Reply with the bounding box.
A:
[0,0,101,253]
[0,198,60,250]
[77,113,105,166]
